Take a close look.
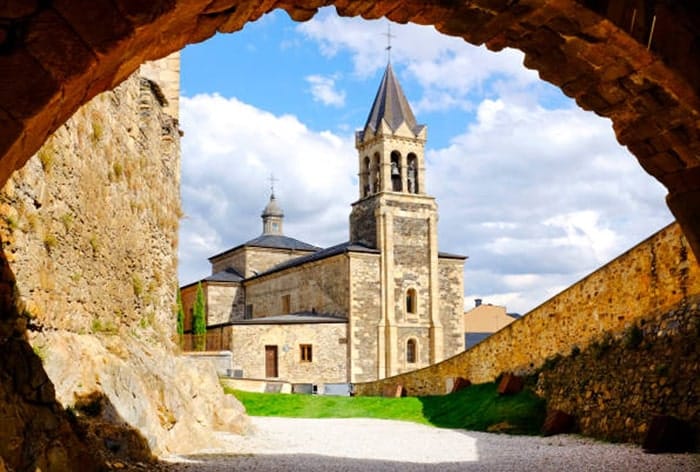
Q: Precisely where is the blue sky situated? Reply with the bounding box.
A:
[177,8,673,314]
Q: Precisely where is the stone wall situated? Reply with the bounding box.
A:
[0,67,248,468]
[206,283,242,326]
[348,253,381,382]
[355,222,700,396]
[230,322,348,383]
[245,254,350,317]
[439,257,467,356]
[536,296,700,448]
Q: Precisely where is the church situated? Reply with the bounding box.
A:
[180,63,466,385]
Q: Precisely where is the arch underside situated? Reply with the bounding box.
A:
[0,0,699,253]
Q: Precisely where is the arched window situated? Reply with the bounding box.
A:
[406,339,416,363]
[363,156,371,196]
[407,153,418,193]
[390,151,402,191]
[406,288,417,315]
[372,152,381,193]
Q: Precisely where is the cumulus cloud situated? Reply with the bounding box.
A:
[297,10,540,113]
[178,10,673,314]
[306,74,346,107]
[428,97,673,312]
[178,93,356,285]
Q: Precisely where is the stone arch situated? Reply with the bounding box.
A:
[362,155,371,197]
[372,151,380,194]
[390,150,402,192]
[407,153,418,194]
[0,1,699,255]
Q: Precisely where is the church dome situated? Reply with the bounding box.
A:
[262,194,284,217]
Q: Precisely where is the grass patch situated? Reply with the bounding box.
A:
[227,382,545,435]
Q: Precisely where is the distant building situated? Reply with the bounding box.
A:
[180,63,467,385]
[463,299,520,348]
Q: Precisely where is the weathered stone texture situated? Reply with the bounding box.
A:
[206,283,242,325]
[0,73,180,335]
[537,297,700,449]
[0,66,249,467]
[245,254,350,317]
[231,322,348,383]
[438,257,466,356]
[349,197,378,247]
[348,253,380,382]
[355,222,700,398]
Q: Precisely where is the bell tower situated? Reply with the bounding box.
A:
[350,63,444,379]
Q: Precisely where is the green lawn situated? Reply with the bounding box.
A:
[226,382,546,435]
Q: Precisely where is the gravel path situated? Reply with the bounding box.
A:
[162,417,699,471]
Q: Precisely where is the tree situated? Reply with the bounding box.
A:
[192,282,207,351]
[176,289,184,348]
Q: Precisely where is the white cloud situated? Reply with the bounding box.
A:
[297,9,540,113]
[428,96,673,313]
[178,93,356,285]
[306,74,346,107]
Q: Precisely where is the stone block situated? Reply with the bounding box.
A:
[497,373,524,395]
[643,415,694,453]
[382,384,404,398]
[541,409,575,436]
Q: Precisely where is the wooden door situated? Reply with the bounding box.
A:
[265,345,278,378]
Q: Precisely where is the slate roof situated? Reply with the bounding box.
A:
[204,267,244,283]
[208,234,320,262]
[249,241,380,279]
[465,332,493,349]
[230,311,348,325]
[360,63,425,139]
[438,251,468,260]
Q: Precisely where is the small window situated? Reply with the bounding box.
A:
[244,304,253,320]
[300,344,313,362]
[406,339,416,363]
[282,294,291,314]
[406,288,417,315]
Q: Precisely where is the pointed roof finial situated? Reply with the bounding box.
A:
[384,22,395,63]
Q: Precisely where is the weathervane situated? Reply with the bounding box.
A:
[383,22,395,63]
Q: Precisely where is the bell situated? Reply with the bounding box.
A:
[391,164,400,176]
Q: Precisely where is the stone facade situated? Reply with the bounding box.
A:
[246,255,350,318]
[348,253,381,382]
[231,322,348,382]
[355,222,700,397]
[181,63,466,386]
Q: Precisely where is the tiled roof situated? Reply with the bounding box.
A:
[204,267,243,283]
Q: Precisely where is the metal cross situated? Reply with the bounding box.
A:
[269,174,278,196]
[384,22,395,63]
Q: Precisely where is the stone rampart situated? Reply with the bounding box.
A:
[354,222,700,396]
[536,296,700,448]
